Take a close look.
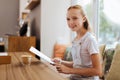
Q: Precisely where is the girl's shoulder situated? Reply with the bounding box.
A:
[86,32,96,41]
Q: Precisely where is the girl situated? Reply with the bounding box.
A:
[53,5,102,80]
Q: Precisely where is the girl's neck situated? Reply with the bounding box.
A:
[76,29,87,40]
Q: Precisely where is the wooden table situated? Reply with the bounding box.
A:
[0,52,69,80]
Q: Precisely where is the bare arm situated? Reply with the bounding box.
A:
[61,60,73,68]
[56,54,102,76]
[52,58,73,68]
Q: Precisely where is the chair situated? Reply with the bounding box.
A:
[53,43,67,59]
[99,44,106,60]
[105,43,120,80]
[99,44,106,79]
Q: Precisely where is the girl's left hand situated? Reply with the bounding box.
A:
[55,63,71,74]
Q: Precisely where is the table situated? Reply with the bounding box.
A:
[0,52,69,80]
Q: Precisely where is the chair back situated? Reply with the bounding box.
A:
[105,43,120,80]
[99,44,106,59]
[99,44,106,79]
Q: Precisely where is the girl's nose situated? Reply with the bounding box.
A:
[69,20,74,25]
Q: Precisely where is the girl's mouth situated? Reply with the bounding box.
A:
[71,25,77,29]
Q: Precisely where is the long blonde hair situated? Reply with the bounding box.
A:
[67,5,92,32]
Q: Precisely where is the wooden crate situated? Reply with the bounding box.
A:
[8,36,36,52]
[0,55,11,64]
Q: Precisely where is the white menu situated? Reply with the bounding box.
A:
[29,46,55,64]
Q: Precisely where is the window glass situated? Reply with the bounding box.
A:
[99,0,120,49]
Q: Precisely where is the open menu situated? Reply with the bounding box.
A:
[29,46,55,64]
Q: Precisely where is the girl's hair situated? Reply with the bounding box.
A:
[67,5,91,32]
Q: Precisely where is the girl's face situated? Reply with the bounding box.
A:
[67,9,86,32]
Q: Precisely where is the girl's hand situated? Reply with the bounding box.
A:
[56,64,71,74]
[51,58,62,65]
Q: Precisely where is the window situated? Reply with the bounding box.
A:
[99,0,120,49]
[71,0,120,49]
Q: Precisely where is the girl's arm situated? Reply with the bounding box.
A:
[61,60,73,68]
[52,58,73,68]
[56,54,102,76]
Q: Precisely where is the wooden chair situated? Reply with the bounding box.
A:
[99,44,106,60]
[105,43,120,80]
[99,44,106,79]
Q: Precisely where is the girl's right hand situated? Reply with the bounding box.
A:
[51,58,62,65]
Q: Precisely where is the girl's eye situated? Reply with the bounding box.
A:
[67,18,70,21]
[66,17,78,21]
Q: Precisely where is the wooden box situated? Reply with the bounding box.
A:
[0,55,11,64]
[8,36,36,52]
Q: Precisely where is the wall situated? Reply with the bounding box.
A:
[0,0,19,37]
[19,0,71,58]
[29,4,40,50]
[19,0,29,18]
[19,0,40,50]
[41,0,71,57]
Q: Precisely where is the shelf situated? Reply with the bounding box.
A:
[22,12,28,19]
[25,0,40,10]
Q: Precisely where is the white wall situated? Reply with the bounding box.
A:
[41,0,71,57]
[19,0,30,18]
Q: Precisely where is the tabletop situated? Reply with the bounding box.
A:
[0,52,69,80]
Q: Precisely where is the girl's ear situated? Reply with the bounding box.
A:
[82,16,87,22]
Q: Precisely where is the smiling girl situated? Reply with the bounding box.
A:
[53,5,102,80]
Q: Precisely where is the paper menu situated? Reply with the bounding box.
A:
[29,46,55,64]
